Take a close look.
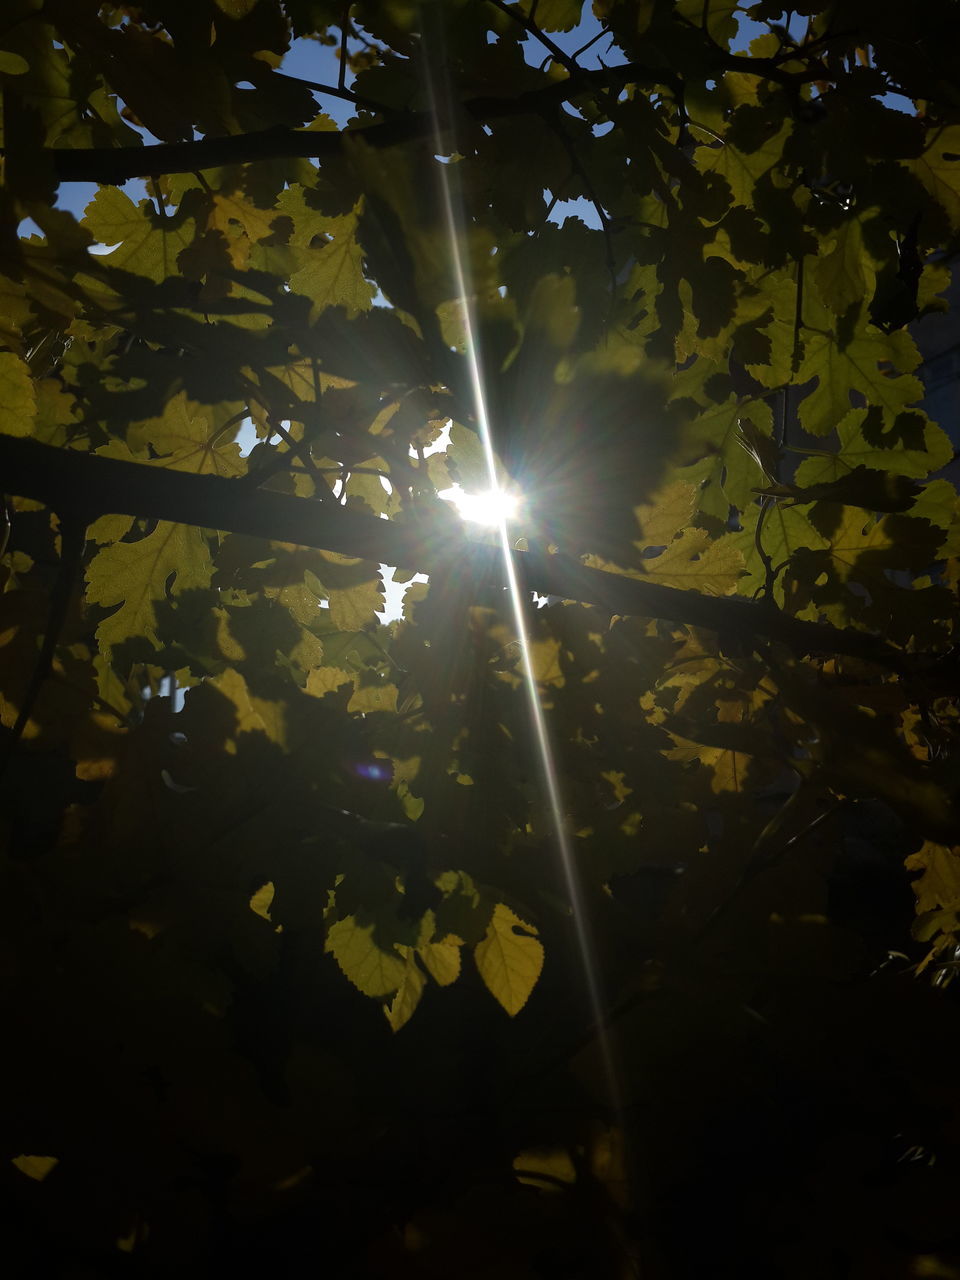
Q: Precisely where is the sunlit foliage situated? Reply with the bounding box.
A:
[3,0,960,1272]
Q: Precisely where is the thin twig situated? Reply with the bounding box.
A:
[338,6,349,93]
[572,25,609,61]
[792,254,805,376]
[485,0,580,75]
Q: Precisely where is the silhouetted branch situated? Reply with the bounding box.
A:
[0,433,917,671]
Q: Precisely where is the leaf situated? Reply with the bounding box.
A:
[0,351,36,436]
[638,528,744,594]
[517,0,583,31]
[314,552,385,631]
[384,948,426,1030]
[214,0,260,14]
[417,933,462,986]
[85,521,214,652]
[634,481,698,549]
[209,669,286,745]
[0,50,29,75]
[907,124,960,230]
[12,1155,58,1181]
[732,502,829,596]
[813,216,875,316]
[474,903,544,1016]
[798,315,923,437]
[286,202,375,320]
[249,881,276,921]
[83,188,197,282]
[136,392,245,476]
[326,915,408,997]
[758,468,920,513]
[907,841,960,916]
[794,408,952,484]
[696,119,792,208]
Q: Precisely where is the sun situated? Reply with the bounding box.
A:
[440,484,521,527]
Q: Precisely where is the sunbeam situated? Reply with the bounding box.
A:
[420,19,622,1114]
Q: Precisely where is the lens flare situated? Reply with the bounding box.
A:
[440,483,520,527]
[421,27,622,1113]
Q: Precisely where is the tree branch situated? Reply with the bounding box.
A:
[40,59,738,184]
[0,434,915,671]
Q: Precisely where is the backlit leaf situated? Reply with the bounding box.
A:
[85,522,213,652]
[326,915,408,997]
[474,903,544,1016]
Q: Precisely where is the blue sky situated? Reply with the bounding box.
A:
[43,5,777,230]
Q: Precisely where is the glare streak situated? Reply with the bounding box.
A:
[422,40,621,1109]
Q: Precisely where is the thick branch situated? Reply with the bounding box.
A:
[0,434,911,670]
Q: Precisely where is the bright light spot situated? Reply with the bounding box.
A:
[440,483,520,527]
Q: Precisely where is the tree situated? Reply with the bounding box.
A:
[3,0,960,1273]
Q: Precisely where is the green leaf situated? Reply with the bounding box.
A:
[474,903,544,1015]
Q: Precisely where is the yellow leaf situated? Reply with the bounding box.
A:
[249,881,275,921]
[907,124,960,230]
[417,934,462,986]
[286,201,375,320]
[209,190,278,268]
[315,552,384,631]
[384,948,426,1031]
[798,315,922,437]
[83,187,196,283]
[696,120,792,208]
[823,506,893,581]
[665,736,753,794]
[634,481,698,549]
[513,1145,577,1191]
[137,392,245,476]
[813,215,875,315]
[12,1154,58,1181]
[474,903,544,1016]
[209,668,286,746]
[305,666,353,698]
[348,679,398,714]
[906,841,960,916]
[640,528,744,594]
[85,521,213,653]
[529,636,564,687]
[0,351,36,437]
[326,916,407,997]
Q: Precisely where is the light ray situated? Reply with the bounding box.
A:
[421,27,622,1111]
